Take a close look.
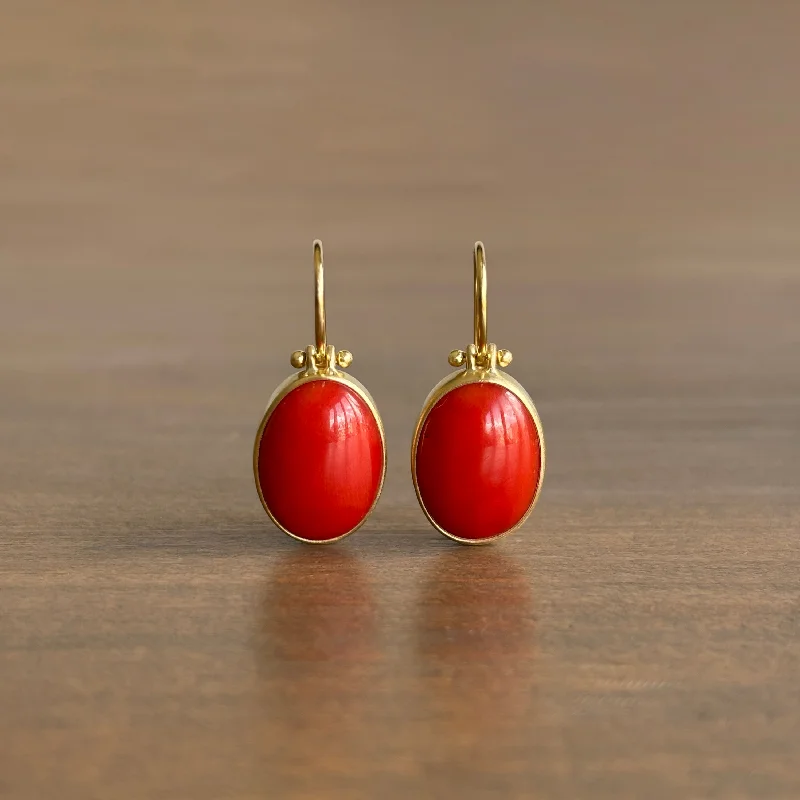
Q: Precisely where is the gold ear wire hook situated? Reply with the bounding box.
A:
[474,241,488,357]
[449,241,513,370]
[290,240,330,370]
[290,239,353,371]
[314,239,326,355]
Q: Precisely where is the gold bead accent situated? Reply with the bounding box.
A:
[290,350,306,369]
[497,349,513,367]
[448,349,466,367]
[336,350,353,369]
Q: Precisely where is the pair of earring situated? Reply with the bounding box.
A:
[253,240,545,546]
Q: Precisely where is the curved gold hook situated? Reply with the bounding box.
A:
[313,239,326,354]
[448,241,512,370]
[474,241,487,355]
[290,240,352,371]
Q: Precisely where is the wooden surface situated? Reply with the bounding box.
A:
[2,3,800,798]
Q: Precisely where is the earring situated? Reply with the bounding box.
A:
[254,240,386,543]
[411,242,545,544]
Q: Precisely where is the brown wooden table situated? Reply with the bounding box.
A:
[2,3,799,797]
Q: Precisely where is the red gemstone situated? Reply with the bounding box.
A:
[257,380,384,541]
[414,382,541,541]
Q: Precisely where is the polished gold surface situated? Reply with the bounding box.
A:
[449,243,514,370]
[336,349,353,369]
[413,244,545,544]
[474,242,489,357]
[252,240,386,544]
[314,239,326,356]
[3,2,800,798]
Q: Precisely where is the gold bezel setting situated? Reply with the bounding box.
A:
[253,241,387,544]
[410,243,546,545]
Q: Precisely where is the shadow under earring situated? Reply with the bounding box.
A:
[253,240,386,543]
[411,242,545,544]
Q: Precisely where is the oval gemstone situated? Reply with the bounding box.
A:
[257,380,384,541]
[414,382,541,541]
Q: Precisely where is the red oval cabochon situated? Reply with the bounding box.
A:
[257,381,384,540]
[414,382,541,540]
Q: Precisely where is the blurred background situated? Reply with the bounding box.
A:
[2,2,799,798]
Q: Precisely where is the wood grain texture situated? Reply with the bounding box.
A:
[2,2,800,798]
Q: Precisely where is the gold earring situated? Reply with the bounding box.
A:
[411,242,545,544]
[253,241,386,543]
